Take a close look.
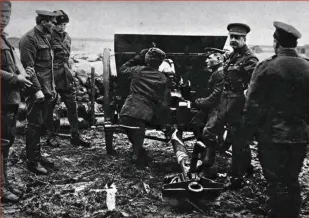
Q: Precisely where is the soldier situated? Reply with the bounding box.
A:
[44,10,90,147]
[118,48,168,167]
[19,10,59,174]
[201,23,259,177]
[189,52,225,172]
[234,21,309,217]
[1,0,33,202]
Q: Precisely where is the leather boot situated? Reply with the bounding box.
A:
[70,132,90,147]
[1,139,19,203]
[27,161,48,175]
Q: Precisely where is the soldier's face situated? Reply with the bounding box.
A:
[1,10,11,31]
[54,23,67,33]
[206,54,218,69]
[229,34,246,49]
[43,19,56,34]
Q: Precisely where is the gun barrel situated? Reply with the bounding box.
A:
[114,52,210,56]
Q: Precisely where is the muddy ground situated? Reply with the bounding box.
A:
[2,128,309,218]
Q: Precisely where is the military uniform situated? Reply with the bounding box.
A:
[44,11,89,147]
[1,31,22,202]
[192,65,224,138]
[201,23,258,169]
[119,48,168,166]
[19,10,59,174]
[235,22,308,217]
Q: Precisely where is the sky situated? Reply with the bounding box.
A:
[6,1,309,46]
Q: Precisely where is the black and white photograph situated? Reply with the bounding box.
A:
[1,1,309,217]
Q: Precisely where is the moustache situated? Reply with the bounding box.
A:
[230,42,239,46]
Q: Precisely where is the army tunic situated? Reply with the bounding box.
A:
[19,27,55,97]
[1,33,21,143]
[119,54,169,123]
[50,31,74,91]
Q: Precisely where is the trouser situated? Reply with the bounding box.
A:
[202,94,248,167]
[44,88,79,135]
[119,116,146,158]
[1,107,18,185]
[25,97,47,163]
[258,142,307,218]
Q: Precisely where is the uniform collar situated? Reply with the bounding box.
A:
[34,26,49,38]
[277,48,298,57]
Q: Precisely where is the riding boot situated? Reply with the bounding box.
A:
[26,126,48,175]
[1,139,19,203]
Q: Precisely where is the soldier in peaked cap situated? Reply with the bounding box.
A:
[19,9,59,175]
[233,21,309,217]
[198,23,258,182]
[43,10,90,148]
[117,48,169,168]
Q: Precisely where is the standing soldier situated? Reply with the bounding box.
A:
[45,10,90,147]
[201,23,259,178]
[1,0,33,202]
[19,10,59,174]
[235,21,309,217]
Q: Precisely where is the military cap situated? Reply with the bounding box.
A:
[227,23,251,35]
[54,10,69,24]
[145,47,166,61]
[35,10,59,17]
[1,1,12,12]
[273,21,301,47]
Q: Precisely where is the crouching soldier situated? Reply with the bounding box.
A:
[1,0,33,202]
[118,48,169,167]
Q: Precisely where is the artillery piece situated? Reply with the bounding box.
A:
[101,34,227,196]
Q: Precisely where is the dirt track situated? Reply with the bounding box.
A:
[2,129,309,218]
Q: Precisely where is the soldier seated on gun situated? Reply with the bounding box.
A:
[173,52,225,175]
[118,47,169,168]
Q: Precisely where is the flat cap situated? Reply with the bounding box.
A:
[35,10,59,17]
[227,23,250,35]
[273,21,301,39]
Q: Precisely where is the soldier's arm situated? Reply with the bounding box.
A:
[19,36,41,92]
[243,56,259,83]
[195,70,224,109]
[0,70,18,85]
[242,61,269,140]
[119,49,148,75]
